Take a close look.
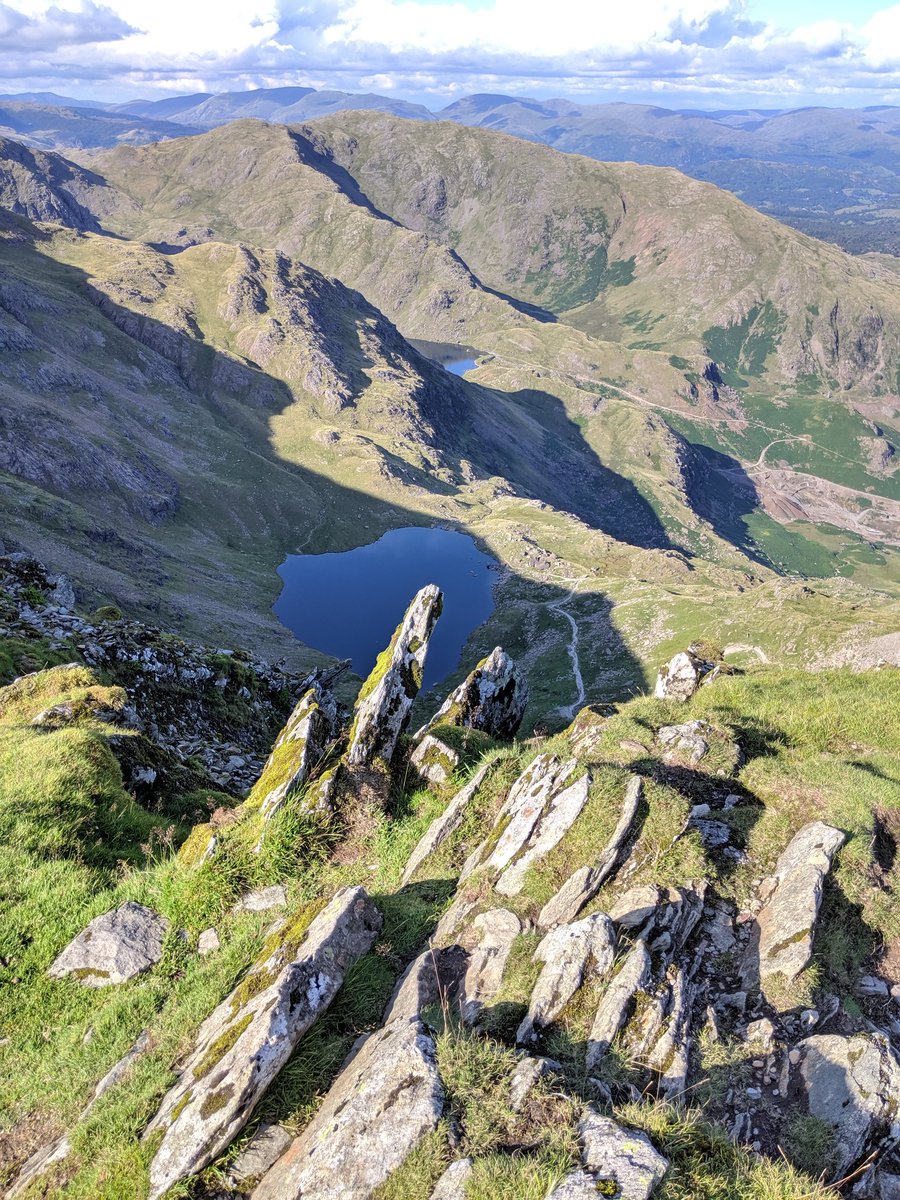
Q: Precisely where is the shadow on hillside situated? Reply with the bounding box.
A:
[1,226,653,702]
[684,443,779,570]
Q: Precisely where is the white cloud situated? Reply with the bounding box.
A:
[1,0,899,105]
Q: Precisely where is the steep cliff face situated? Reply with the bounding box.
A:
[1,579,899,1200]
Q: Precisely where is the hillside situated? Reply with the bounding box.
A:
[0,119,897,718]
[0,567,898,1199]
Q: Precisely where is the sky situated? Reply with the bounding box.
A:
[1,0,900,109]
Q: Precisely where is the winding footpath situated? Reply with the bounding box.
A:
[548,577,588,720]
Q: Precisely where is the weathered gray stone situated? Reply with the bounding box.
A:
[586,939,651,1069]
[547,1171,601,1199]
[517,913,615,1045]
[797,1033,900,1174]
[401,763,491,886]
[608,886,662,931]
[460,908,522,1024]
[657,719,712,763]
[692,818,730,848]
[198,928,220,956]
[346,584,443,768]
[48,901,169,987]
[231,884,287,914]
[430,1157,474,1199]
[146,886,382,1200]
[410,733,460,785]
[756,821,845,995]
[654,651,713,702]
[230,1124,294,1184]
[253,1018,444,1200]
[483,754,580,875]
[381,944,468,1024]
[495,771,591,896]
[647,968,695,1105]
[539,776,642,929]
[509,1056,563,1111]
[579,1109,669,1199]
[253,687,336,823]
[416,646,528,741]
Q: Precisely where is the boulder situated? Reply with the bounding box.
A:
[579,1109,669,1199]
[483,754,580,875]
[460,908,521,1024]
[586,939,651,1069]
[654,650,715,702]
[381,944,468,1024]
[252,1018,444,1200]
[796,1033,900,1175]
[539,776,642,928]
[517,913,615,1045]
[495,771,591,897]
[756,821,845,997]
[410,733,460,785]
[416,646,528,740]
[145,886,382,1200]
[346,584,443,769]
[657,719,712,763]
[48,901,169,987]
[401,762,491,885]
[430,1158,474,1199]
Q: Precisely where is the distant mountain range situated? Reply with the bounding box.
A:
[1,86,899,253]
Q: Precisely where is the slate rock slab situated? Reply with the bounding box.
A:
[253,1017,444,1200]
[48,901,169,987]
[146,886,382,1200]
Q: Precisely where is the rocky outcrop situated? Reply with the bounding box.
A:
[416,646,528,740]
[495,771,591,897]
[586,938,652,1068]
[460,908,522,1024]
[250,686,336,823]
[654,649,718,702]
[796,1033,900,1174]
[754,821,845,998]
[48,901,169,987]
[145,886,382,1200]
[517,913,615,1045]
[539,775,642,928]
[253,1017,444,1200]
[346,584,443,770]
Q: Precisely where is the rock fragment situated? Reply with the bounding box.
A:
[401,762,491,885]
[230,1124,294,1184]
[48,901,169,987]
[460,908,521,1024]
[430,1157,474,1199]
[654,650,716,702]
[586,938,652,1068]
[579,1109,669,1199]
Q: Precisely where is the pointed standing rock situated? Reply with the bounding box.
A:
[253,1018,444,1200]
[654,650,715,702]
[145,886,382,1200]
[416,646,528,740]
[251,686,336,822]
[346,584,443,770]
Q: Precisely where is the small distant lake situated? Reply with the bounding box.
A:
[274,527,497,691]
[410,338,481,378]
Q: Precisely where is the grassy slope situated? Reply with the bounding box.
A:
[1,654,897,1198]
